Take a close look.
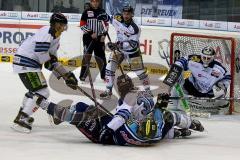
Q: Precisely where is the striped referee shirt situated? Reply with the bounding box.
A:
[80,7,109,36]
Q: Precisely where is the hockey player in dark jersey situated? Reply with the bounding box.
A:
[12,13,78,133]
[36,75,204,146]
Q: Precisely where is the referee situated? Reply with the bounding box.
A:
[79,0,109,82]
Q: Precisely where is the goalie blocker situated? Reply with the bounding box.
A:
[163,63,183,88]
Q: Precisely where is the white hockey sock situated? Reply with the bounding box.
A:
[22,97,39,116]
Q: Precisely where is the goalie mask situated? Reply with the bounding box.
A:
[201,46,216,68]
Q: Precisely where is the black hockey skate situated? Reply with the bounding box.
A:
[190,119,204,132]
[12,110,34,133]
[174,128,191,138]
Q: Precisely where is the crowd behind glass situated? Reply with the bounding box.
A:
[0,0,239,22]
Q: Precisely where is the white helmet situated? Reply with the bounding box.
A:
[201,46,216,67]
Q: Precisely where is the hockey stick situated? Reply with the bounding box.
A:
[169,96,240,101]
[75,86,113,116]
[87,66,104,126]
[101,21,125,76]
[83,39,103,124]
[79,39,113,117]
[160,46,191,113]
[80,40,94,79]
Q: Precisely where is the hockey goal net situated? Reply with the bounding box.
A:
[170,33,238,114]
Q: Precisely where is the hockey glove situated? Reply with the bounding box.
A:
[107,42,119,51]
[99,125,115,145]
[155,93,170,110]
[97,13,110,21]
[213,81,227,98]
[63,72,78,90]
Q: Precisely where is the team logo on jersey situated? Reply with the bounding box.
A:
[190,56,200,62]
[87,11,94,17]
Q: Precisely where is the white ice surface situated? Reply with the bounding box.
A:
[0,63,240,160]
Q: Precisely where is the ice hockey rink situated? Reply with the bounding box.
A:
[1,63,240,160]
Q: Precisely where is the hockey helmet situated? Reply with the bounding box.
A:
[201,46,216,67]
[50,13,68,25]
[137,114,157,139]
[122,5,134,13]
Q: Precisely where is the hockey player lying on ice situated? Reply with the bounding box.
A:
[36,75,204,146]
[166,47,231,114]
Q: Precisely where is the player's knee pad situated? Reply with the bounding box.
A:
[34,87,50,99]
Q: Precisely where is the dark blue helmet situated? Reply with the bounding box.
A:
[50,13,68,25]
[122,5,134,13]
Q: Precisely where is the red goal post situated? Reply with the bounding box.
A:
[170,33,236,114]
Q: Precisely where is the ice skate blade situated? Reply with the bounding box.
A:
[11,124,31,134]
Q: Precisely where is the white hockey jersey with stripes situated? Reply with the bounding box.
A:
[13,26,60,73]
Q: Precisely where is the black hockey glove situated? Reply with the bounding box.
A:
[155,93,170,110]
[107,42,119,51]
[63,72,78,90]
[99,125,115,145]
[97,13,110,21]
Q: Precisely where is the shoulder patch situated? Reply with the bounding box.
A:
[189,55,201,63]
[114,13,122,22]
[87,11,94,17]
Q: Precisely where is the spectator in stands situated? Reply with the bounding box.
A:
[51,0,67,13]
[66,0,79,13]
[1,0,14,11]
[84,2,91,10]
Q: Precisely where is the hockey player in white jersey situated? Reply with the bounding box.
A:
[12,13,78,133]
[164,46,231,114]
[100,5,151,99]
[35,75,204,146]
